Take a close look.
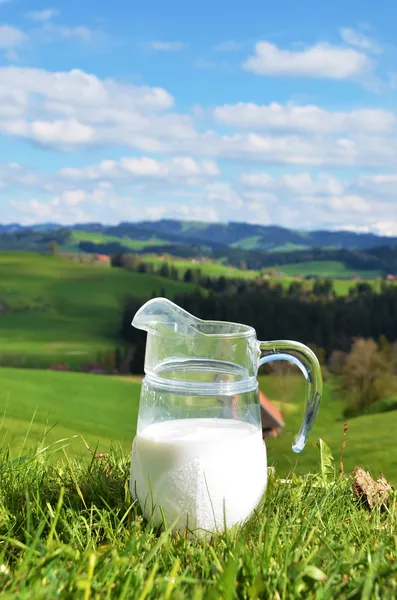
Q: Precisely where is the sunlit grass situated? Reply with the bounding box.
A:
[0,442,395,598]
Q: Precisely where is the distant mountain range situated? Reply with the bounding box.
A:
[1,219,396,252]
[0,219,396,275]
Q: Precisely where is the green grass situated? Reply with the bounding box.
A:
[142,255,260,279]
[2,366,397,488]
[0,253,196,365]
[142,255,388,295]
[0,442,396,597]
[271,260,383,279]
[69,230,169,251]
[0,368,140,458]
[0,368,396,597]
[268,242,310,253]
[261,374,397,486]
[230,236,265,250]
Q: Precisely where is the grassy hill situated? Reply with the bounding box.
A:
[0,367,140,458]
[1,446,395,598]
[271,260,383,279]
[68,230,169,252]
[0,253,195,366]
[1,367,396,484]
[139,255,385,296]
[141,254,260,279]
[261,375,397,485]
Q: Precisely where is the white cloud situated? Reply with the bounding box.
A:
[59,156,220,182]
[146,204,219,221]
[213,102,395,134]
[331,222,397,236]
[25,8,60,22]
[356,173,397,197]
[204,181,244,207]
[0,66,397,172]
[243,41,370,78]
[327,194,371,213]
[9,183,120,224]
[3,158,397,232]
[0,66,187,150]
[7,184,223,226]
[0,25,27,49]
[339,27,382,54]
[30,21,108,48]
[58,26,93,43]
[241,171,344,196]
[149,41,186,52]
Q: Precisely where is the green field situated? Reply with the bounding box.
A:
[1,368,396,597]
[69,230,169,251]
[0,368,139,457]
[0,253,195,365]
[269,242,310,252]
[142,255,386,293]
[0,253,391,369]
[272,260,383,279]
[1,367,397,485]
[141,255,260,279]
[261,375,397,485]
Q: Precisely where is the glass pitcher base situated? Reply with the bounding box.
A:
[130,418,268,534]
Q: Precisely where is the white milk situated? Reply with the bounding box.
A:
[130,418,267,533]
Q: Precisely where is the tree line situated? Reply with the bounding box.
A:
[108,243,397,274]
[119,276,397,373]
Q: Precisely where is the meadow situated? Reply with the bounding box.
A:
[69,230,168,251]
[0,251,389,370]
[0,445,396,598]
[0,253,194,366]
[0,249,396,598]
[1,367,396,486]
[139,254,384,296]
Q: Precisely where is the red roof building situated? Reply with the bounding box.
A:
[259,390,285,439]
[96,254,111,264]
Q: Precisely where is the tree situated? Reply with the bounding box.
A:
[288,281,304,298]
[49,240,59,256]
[328,350,347,375]
[158,262,170,278]
[122,254,141,270]
[170,266,179,280]
[340,338,396,416]
[313,278,333,297]
[184,268,193,283]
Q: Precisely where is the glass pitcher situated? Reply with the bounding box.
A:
[130,298,322,535]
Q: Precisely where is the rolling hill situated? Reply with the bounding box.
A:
[261,374,397,485]
[0,252,196,366]
[0,367,140,458]
[1,219,397,253]
[0,219,396,278]
[1,367,397,484]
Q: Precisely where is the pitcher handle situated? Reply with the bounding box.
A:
[259,340,323,453]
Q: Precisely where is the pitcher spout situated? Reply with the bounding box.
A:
[132,297,203,336]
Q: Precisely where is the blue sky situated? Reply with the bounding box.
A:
[0,0,397,233]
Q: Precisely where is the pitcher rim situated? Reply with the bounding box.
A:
[147,319,256,339]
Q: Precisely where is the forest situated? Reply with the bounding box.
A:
[120,271,397,366]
